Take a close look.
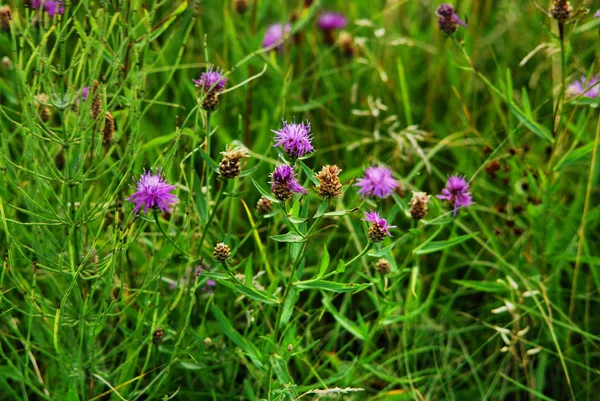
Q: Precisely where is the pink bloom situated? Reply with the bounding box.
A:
[436,175,472,216]
[356,165,399,199]
[363,210,396,236]
[273,119,314,158]
[126,169,179,215]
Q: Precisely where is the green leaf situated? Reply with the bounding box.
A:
[217,279,279,305]
[322,207,359,217]
[270,232,307,243]
[415,232,479,255]
[317,245,330,278]
[508,103,553,143]
[141,1,188,44]
[313,201,329,219]
[554,142,596,171]
[211,305,264,368]
[197,147,219,172]
[335,259,346,274]
[298,160,318,185]
[452,279,509,293]
[194,173,208,223]
[250,177,279,203]
[280,287,299,325]
[179,361,204,370]
[66,381,80,401]
[294,280,371,293]
[323,298,366,340]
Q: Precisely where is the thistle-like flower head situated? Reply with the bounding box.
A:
[436,3,467,35]
[262,23,292,51]
[355,165,398,199]
[363,210,396,237]
[436,175,472,216]
[270,164,307,201]
[273,119,314,158]
[318,12,347,30]
[567,75,600,99]
[193,65,227,94]
[31,0,64,16]
[126,169,179,215]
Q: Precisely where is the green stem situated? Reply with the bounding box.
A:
[197,181,224,254]
[345,242,374,268]
[153,210,193,258]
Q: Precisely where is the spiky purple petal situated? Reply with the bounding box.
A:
[193,65,227,94]
[363,210,396,236]
[273,119,314,158]
[270,164,307,194]
[436,175,472,216]
[126,169,179,215]
[355,165,399,199]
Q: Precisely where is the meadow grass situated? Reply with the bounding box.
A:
[0,0,599,400]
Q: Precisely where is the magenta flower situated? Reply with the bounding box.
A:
[273,119,314,158]
[436,175,472,216]
[81,86,89,102]
[567,75,600,99]
[270,164,307,201]
[262,23,291,51]
[126,169,179,215]
[356,165,399,199]
[31,0,65,16]
[363,210,396,236]
[318,12,347,30]
[436,4,467,35]
[595,9,600,18]
[193,65,227,94]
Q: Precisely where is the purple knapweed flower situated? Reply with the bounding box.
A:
[262,23,292,51]
[595,9,600,18]
[193,65,227,94]
[126,169,179,215]
[567,75,600,99]
[273,119,314,158]
[436,3,467,35]
[436,175,472,216]
[318,12,347,30]
[355,165,399,199]
[81,86,89,102]
[270,164,307,201]
[31,0,65,16]
[363,210,396,237]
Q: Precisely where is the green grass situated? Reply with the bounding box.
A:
[1,0,599,400]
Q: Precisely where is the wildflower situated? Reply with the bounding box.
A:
[436,3,467,36]
[193,65,227,111]
[126,169,179,215]
[235,0,249,14]
[375,259,390,275]
[153,327,164,344]
[81,86,89,102]
[270,164,307,202]
[318,12,347,44]
[550,0,572,22]
[213,243,231,262]
[339,31,355,57]
[219,146,249,179]
[273,119,314,158]
[567,75,600,99]
[595,10,600,18]
[31,0,65,17]
[436,175,472,216]
[355,165,398,199]
[363,210,396,242]
[103,111,115,145]
[256,196,273,215]
[316,165,343,199]
[0,6,12,32]
[203,337,212,347]
[90,80,102,120]
[262,23,291,51]
[409,191,430,220]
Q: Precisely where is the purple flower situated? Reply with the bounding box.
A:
[363,210,396,236]
[126,169,179,215]
[270,164,307,201]
[436,3,467,35]
[567,75,600,99]
[355,165,399,199]
[81,86,89,102]
[31,0,65,16]
[193,65,227,94]
[595,9,600,18]
[273,119,314,158]
[436,175,472,216]
[262,23,291,51]
[318,12,347,30]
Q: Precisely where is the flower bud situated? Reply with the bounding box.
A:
[213,242,231,262]
[256,196,272,215]
[550,0,572,22]
[316,165,343,199]
[375,259,390,275]
[153,327,164,344]
[235,0,249,14]
[219,147,249,179]
[409,191,430,220]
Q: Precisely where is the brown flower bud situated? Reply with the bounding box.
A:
[103,111,115,145]
[153,327,164,344]
[375,259,390,275]
[0,6,12,32]
[202,92,219,111]
[550,0,572,22]
[219,147,249,179]
[368,224,387,243]
[271,183,293,202]
[234,0,249,14]
[90,80,102,120]
[203,337,212,347]
[409,191,430,221]
[35,93,52,122]
[213,242,231,262]
[338,31,355,58]
[256,196,272,215]
[316,165,342,199]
